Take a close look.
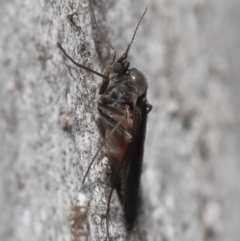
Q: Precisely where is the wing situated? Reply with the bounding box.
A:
[121,95,149,230]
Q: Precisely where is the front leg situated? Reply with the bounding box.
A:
[99,51,116,95]
[57,43,108,79]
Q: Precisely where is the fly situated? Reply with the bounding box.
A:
[58,1,152,239]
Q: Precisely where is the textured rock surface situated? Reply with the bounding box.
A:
[0,0,240,240]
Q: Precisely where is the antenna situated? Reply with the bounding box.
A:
[88,0,115,52]
[118,7,147,62]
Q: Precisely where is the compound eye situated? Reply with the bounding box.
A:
[113,62,124,73]
[128,68,148,97]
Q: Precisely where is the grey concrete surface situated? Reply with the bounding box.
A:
[0,0,240,240]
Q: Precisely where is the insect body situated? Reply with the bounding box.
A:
[58,3,151,239]
[102,66,152,230]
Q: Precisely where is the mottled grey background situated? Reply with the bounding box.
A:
[0,0,240,240]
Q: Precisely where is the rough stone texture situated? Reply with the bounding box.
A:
[0,0,240,241]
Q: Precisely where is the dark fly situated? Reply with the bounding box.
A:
[58,1,152,239]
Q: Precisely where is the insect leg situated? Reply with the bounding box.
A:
[99,51,116,95]
[102,108,134,240]
[88,0,115,51]
[57,43,109,79]
[106,186,114,240]
[105,133,131,241]
[82,114,130,184]
[88,0,117,95]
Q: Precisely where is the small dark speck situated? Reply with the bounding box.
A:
[67,11,82,32]
[193,3,205,16]
[17,181,25,191]
[198,138,210,161]
[3,58,11,66]
[181,222,189,231]
[59,109,74,132]
[45,182,50,190]
[181,109,195,130]
[16,82,23,91]
[161,235,169,241]
[77,43,90,58]
[204,226,215,240]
